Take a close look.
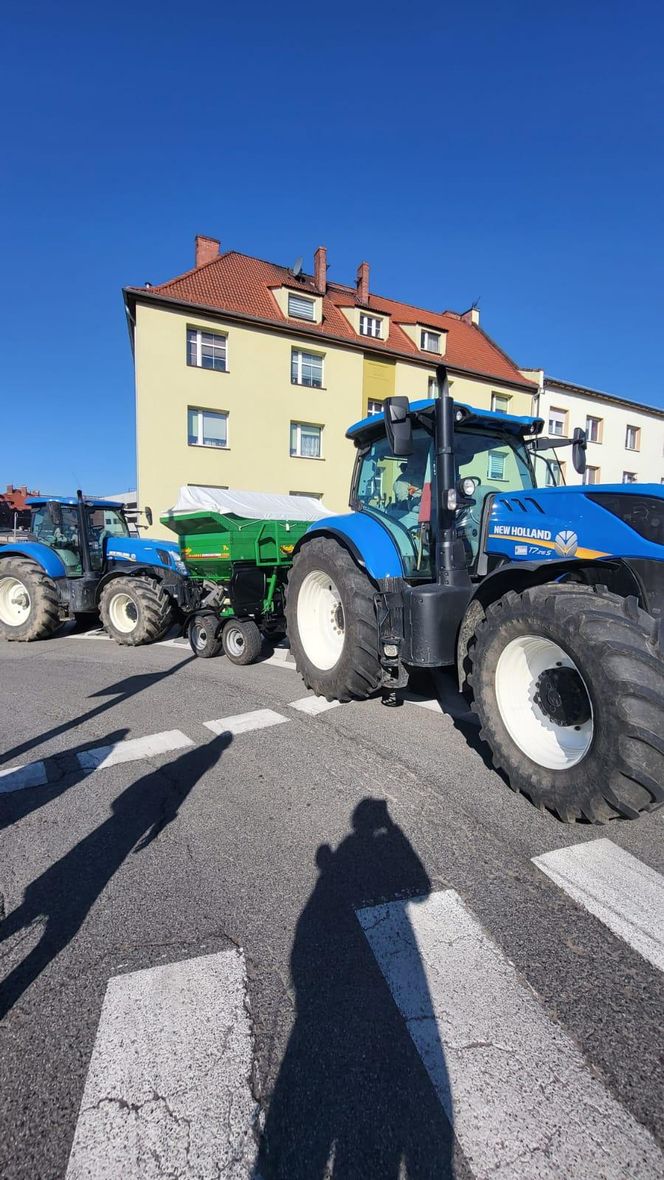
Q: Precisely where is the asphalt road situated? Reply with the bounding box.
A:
[1,628,663,1179]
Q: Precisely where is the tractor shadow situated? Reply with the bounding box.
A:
[0,655,196,768]
[254,798,455,1180]
[0,732,231,1019]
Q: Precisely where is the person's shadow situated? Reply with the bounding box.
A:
[0,732,231,1020]
[255,799,454,1179]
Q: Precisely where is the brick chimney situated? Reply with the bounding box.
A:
[356,260,370,305]
[195,235,220,267]
[461,306,480,327]
[314,245,327,294]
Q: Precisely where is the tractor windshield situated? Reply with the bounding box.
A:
[354,420,537,576]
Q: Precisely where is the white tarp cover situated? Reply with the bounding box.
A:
[166,486,336,522]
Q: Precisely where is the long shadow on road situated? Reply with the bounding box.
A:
[0,732,231,1020]
[255,798,455,1179]
[0,656,196,768]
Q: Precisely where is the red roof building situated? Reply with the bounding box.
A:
[124,237,536,520]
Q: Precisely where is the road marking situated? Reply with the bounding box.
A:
[358,889,664,1179]
[289,695,341,716]
[260,651,297,671]
[66,949,257,1179]
[0,761,48,794]
[532,838,664,973]
[77,730,194,771]
[203,709,288,736]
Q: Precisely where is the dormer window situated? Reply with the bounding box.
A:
[288,293,316,321]
[359,313,382,339]
[420,329,441,353]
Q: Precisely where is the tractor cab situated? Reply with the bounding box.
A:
[27,496,131,576]
[347,398,545,576]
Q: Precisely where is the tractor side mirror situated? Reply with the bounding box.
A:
[383,397,413,457]
[145,506,153,526]
[572,428,587,475]
[47,501,62,527]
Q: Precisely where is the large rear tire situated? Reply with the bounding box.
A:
[0,558,60,641]
[469,583,664,822]
[286,537,382,701]
[99,577,173,645]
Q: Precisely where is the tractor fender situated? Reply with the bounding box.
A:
[0,542,67,579]
[296,514,403,581]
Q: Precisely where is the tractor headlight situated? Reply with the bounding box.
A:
[172,556,188,575]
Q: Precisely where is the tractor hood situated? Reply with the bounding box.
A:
[487,484,664,564]
[104,536,187,574]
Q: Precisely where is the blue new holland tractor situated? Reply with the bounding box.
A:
[0,492,194,645]
[286,367,664,822]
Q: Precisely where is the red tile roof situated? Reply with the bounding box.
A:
[128,251,534,390]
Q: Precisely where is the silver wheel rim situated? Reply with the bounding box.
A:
[296,570,345,671]
[225,626,245,657]
[193,622,209,650]
[108,592,139,634]
[0,576,31,626]
[495,634,594,770]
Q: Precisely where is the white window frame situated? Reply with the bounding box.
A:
[287,293,316,321]
[491,392,512,414]
[186,327,228,372]
[548,407,567,438]
[583,465,600,485]
[367,399,384,417]
[625,424,640,452]
[290,421,323,459]
[420,329,441,353]
[359,313,383,339]
[187,407,229,449]
[488,450,508,480]
[291,348,324,388]
[585,415,602,443]
[622,471,638,483]
[427,376,439,397]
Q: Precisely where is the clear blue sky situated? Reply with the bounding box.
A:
[1,0,662,494]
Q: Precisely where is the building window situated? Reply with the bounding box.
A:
[585,415,603,443]
[420,329,441,353]
[488,450,507,480]
[291,349,324,388]
[187,408,228,448]
[625,424,640,451]
[623,471,638,483]
[359,313,382,338]
[491,392,511,414]
[427,376,439,397]
[545,461,565,487]
[290,422,322,459]
[583,465,600,485]
[287,293,315,321]
[186,327,228,372]
[548,407,567,437]
[367,399,383,416]
[290,490,323,499]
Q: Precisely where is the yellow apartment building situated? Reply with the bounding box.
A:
[124,236,536,531]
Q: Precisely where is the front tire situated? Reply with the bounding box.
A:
[469,584,664,822]
[0,558,60,641]
[99,577,174,645]
[286,537,382,701]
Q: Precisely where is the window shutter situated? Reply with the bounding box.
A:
[288,294,315,320]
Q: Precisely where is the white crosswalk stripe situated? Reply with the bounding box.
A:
[203,708,288,736]
[66,949,257,1180]
[77,730,194,771]
[289,695,340,715]
[358,888,664,1180]
[532,838,664,973]
[0,761,48,793]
